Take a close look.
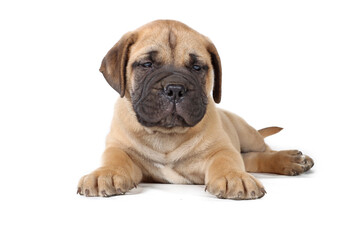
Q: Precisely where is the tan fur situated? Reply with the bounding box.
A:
[258,127,283,138]
[78,20,314,200]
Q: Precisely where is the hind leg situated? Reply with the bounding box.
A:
[242,147,314,175]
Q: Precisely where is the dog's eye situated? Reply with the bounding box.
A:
[192,65,202,71]
[141,62,153,68]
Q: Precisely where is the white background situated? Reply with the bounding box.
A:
[1,0,359,239]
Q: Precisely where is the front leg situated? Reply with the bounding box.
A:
[205,148,266,200]
[77,147,142,197]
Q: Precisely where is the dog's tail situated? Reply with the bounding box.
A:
[258,126,283,138]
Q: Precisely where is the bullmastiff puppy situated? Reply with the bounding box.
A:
[77,20,314,200]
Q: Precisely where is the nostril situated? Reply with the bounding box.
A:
[167,90,174,97]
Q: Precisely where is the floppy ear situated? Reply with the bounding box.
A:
[99,32,137,97]
[207,43,222,103]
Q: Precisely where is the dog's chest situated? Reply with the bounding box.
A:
[130,135,204,184]
[136,149,192,184]
[152,162,192,184]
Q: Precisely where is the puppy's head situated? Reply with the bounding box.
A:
[100,20,222,130]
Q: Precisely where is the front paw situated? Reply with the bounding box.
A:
[206,171,266,200]
[77,167,137,197]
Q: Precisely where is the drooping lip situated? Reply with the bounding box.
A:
[159,113,189,128]
[133,91,207,128]
[135,103,196,128]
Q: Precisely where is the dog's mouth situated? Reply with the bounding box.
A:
[131,67,208,129]
[134,100,205,128]
[148,111,188,128]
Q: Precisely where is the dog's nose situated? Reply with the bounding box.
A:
[164,84,186,102]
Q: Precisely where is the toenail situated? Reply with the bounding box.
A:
[116,189,125,195]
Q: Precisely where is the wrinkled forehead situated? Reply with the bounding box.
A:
[128,25,210,66]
